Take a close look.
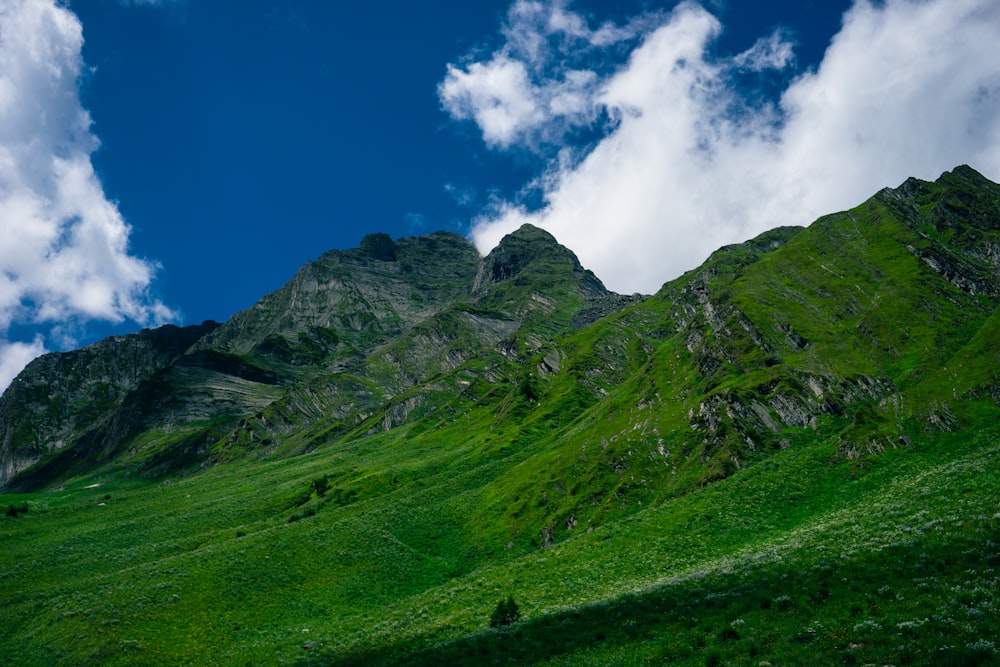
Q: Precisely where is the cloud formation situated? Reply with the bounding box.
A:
[439,0,663,150]
[442,0,1000,295]
[0,0,175,391]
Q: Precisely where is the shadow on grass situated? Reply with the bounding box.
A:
[298,519,1000,667]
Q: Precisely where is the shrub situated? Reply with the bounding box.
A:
[5,503,28,517]
[490,596,521,628]
[311,475,330,498]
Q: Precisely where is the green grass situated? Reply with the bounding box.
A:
[2,398,998,665]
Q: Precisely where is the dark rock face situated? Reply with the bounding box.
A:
[878,165,1000,296]
[479,227,552,283]
[360,233,397,261]
[0,321,219,486]
[473,224,609,299]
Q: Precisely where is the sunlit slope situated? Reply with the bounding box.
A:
[461,166,1000,552]
[1,395,996,666]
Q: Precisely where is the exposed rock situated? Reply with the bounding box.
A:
[359,232,397,261]
[0,321,219,487]
[473,224,608,299]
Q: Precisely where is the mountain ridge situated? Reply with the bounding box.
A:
[4,168,1000,492]
[0,223,634,489]
[1,166,999,665]
[3,166,999,497]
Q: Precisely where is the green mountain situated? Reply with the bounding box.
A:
[1,166,999,666]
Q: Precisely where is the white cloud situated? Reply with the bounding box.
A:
[440,56,544,149]
[0,337,47,395]
[734,29,795,72]
[0,0,176,392]
[445,0,1000,295]
[439,0,662,151]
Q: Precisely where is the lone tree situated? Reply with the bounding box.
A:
[490,595,521,628]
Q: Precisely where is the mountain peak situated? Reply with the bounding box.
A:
[939,164,995,188]
[474,224,607,297]
[359,232,397,261]
[481,225,557,282]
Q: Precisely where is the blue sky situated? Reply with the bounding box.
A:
[2,0,999,391]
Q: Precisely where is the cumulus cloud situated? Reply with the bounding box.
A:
[443,0,1000,295]
[439,0,663,150]
[440,56,546,148]
[0,0,175,391]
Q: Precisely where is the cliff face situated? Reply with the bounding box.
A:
[0,322,218,485]
[2,167,999,498]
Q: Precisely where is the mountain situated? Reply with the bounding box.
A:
[1,166,999,666]
[0,226,635,490]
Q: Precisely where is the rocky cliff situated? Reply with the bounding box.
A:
[0,321,218,485]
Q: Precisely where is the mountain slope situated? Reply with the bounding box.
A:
[455,166,1000,551]
[1,167,998,666]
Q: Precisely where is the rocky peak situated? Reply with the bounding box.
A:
[480,225,558,284]
[359,233,397,261]
[940,164,1000,192]
[874,165,1000,292]
[473,224,608,298]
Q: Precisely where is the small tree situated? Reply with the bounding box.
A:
[490,595,521,628]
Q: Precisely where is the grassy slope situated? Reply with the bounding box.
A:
[1,404,997,666]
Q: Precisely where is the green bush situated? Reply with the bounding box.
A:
[5,503,28,518]
[490,596,521,628]
[311,475,330,498]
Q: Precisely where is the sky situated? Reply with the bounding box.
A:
[1,0,999,392]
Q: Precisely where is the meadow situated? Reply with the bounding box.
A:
[2,402,997,666]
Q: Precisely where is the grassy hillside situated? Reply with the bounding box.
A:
[1,402,997,665]
[1,166,999,665]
